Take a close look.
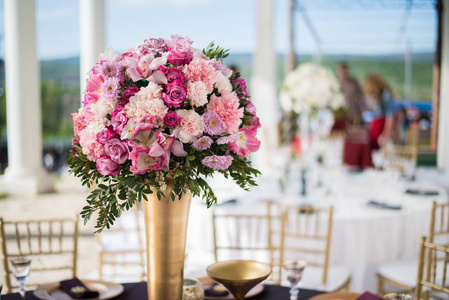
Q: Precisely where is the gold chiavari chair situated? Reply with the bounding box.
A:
[96,204,146,282]
[383,143,418,174]
[377,201,449,295]
[268,201,351,292]
[415,236,449,300]
[0,216,79,293]
[211,208,285,284]
[384,126,419,174]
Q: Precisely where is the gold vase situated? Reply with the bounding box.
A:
[142,178,192,300]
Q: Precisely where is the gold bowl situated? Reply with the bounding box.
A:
[206,260,272,300]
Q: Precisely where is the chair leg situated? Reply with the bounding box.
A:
[377,274,384,296]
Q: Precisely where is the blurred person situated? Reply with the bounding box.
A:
[337,62,365,125]
[393,106,409,145]
[363,73,395,150]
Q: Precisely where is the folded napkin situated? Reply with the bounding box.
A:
[59,277,99,299]
[367,200,402,210]
[405,188,439,196]
[357,291,382,300]
[204,283,229,297]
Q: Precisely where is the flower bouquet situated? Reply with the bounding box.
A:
[280,62,344,115]
[68,35,261,232]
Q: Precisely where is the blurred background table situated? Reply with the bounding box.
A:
[186,164,448,293]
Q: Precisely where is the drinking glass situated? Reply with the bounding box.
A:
[282,260,307,300]
[9,257,31,299]
[383,293,412,300]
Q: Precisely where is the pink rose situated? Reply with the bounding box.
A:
[111,107,129,133]
[232,77,248,97]
[162,79,187,108]
[159,65,186,83]
[167,44,193,66]
[104,138,129,164]
[163,111,181,127]
[96,155,120,176]
[121,86,139,102]
[96,126,116,144]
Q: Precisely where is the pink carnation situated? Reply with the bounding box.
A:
[172,109,205,143]
[214,71,232,94]
[72,107,89,139]
[207,91,244,134]
[183,58,217,93]
[79,130,105,161]
[186,81,208,107]
[124,83,168,124]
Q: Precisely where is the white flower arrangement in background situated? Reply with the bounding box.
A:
[280,62,345,115]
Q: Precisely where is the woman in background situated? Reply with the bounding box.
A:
[363,73,395,150]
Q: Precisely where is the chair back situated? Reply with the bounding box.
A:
[383,144,417,174]
[96,203,146,282]
[268,201,333,287]
[429,201,449,242]
[211,207,285,283]
[415,236,449,300]
[0,216,79,293]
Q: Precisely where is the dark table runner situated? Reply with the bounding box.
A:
[2,282,325,300]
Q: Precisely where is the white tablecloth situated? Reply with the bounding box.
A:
[185,167,448,293]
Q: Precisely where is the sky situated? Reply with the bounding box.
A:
[0,0,437,60]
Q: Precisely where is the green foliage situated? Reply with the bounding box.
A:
[41,81,64,136]
[68,141,261,232]
[203,41,230,61]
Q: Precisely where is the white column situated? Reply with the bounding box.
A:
[80,0,105,100]
[251,0,279,171]
[0,0,54,194]
[437,0,449,176]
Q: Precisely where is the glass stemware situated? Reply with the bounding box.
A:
[9,257,31,299]
[282,260,307,300]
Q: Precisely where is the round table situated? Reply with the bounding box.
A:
[186,166,448,293]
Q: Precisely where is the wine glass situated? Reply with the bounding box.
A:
[282,260,307,300]
[9,257,31,299]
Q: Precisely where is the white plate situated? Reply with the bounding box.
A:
[33,279,124,300]
[204,283,264,299]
